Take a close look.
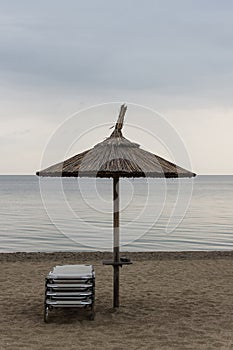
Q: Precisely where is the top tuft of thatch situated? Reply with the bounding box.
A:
[110,104,127,138]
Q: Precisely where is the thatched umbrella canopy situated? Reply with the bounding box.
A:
[37,104,196,307]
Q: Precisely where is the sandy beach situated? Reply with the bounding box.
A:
[1,251,233,350]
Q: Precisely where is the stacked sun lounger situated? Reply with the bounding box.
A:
[44,264,95,322]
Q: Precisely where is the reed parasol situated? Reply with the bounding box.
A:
[37,105,196,307]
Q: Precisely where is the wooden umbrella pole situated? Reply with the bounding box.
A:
[113,176,120,308]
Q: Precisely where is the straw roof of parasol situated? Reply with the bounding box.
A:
[36,105,196,178]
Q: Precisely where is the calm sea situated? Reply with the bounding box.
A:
[0,175,232,252]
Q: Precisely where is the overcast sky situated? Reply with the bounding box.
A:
[1,0,233,174]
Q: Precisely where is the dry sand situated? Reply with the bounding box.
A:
[0,251,233,350]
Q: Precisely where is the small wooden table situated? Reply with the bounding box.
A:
[102,260,133,267]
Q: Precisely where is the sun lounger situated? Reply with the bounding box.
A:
[44,264,95,322]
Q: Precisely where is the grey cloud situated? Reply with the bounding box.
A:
[1,0,233,174]
[0,129,31,140]
[0,0,233,101]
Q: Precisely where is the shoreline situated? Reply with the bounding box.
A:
[1,250,233,262]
